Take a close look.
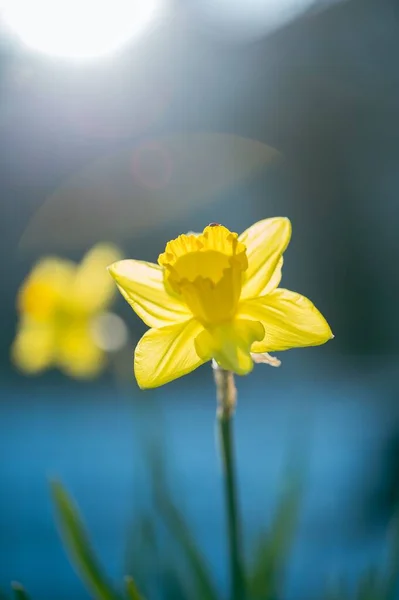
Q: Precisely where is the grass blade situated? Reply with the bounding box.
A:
[11,583,29,600]
[50,480,121,600]
[249,472,302,600]
[149,449,218,600]
[124,576,144,600]
[155,489,218,600]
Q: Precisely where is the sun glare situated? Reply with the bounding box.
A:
[2,0,163,59]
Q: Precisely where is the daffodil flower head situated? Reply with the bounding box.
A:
[108,218,333,389]
[12,244,123,379]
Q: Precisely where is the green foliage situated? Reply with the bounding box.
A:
[44,451,399,600]
[11,583,30,600]
[50,480,144,600]
[125,511,196,600]
[248,471,302,600]
[150,446,219,600]
[124,514,159,597]
[322,512,399,600]
[125,577,144,600]
[154,488,218,600]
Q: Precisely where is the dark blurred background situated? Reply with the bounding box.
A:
[2,0,399,598]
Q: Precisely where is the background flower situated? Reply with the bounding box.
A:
[12,244,123,378]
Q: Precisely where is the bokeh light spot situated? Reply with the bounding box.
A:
[90,312,129,352]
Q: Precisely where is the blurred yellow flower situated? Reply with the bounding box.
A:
[12,244,123,378]
[108,219,333,388]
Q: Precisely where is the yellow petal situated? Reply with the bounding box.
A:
[11,320,55,374]
[195,319,265,376]
[73,243,123,313]
[239,217,291,300]
[134,319,205,388]
[108,259,191,328]
[238,288,333,352]
[56,321,105,379]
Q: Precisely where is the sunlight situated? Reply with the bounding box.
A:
[1,0,164,59]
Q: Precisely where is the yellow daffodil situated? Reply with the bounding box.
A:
[12,244,122,378]
[108,219,333,388]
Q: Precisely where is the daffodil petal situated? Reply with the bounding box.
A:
[238,288,333,352]
[11,320,55,374]
[108,259,191,328]
[239,217,291,299]
[195,319,264,376]
[18,258,76,320]
[134,319,205,388]
[56,322,105,379]
[73,243,123,313]
[264,256,283,295]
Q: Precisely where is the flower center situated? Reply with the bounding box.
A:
[158,225,248,326]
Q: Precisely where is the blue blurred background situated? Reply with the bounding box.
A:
[2,0,399,598]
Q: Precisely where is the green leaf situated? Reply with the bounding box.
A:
[249,471,302,600]
[124,576,144,600]
[11,582,30,600]
[150,450,218,600]
[50,480,121,600]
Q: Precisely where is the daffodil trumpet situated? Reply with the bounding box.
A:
[108,218,333,389]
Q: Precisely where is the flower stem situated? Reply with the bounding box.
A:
[214,366,245,600]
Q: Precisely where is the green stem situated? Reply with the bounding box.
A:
[215,367,245,600]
